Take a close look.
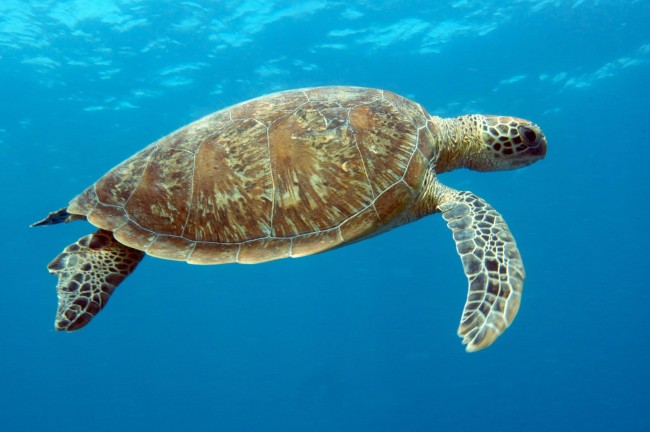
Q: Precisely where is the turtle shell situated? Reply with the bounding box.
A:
[68,87,435,264]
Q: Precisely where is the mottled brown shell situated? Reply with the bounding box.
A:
[68,87,436,264]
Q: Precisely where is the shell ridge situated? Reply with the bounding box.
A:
[264,123,276,237]
[345,106,376,200]
[186,240,198,260]
[144,233,159,252]
[234,243,242,263]
[179,148,198,238]
[122,144,157,209]
[397,125,423,184]
[86,183,101,213]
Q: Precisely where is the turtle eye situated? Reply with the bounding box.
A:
[519,126,538,146]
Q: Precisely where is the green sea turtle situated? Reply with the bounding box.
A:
[33,86,546,351]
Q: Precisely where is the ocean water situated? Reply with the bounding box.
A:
[2,1,649,431]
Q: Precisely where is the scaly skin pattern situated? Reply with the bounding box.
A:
[35,86,547,350]
[47,229,144,331]
[411,114,545,351]
[434,183,525,351]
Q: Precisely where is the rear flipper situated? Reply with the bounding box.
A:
[438,186,525,352]
[47,229,145,331]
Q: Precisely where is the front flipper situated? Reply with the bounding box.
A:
[47,229,145,331]
[437,186,525,352]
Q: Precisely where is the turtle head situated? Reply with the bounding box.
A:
[465,115,547,172]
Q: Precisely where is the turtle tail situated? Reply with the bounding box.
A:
[31,207,85,227]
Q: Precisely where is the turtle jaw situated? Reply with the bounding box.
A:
[518,134,546,167]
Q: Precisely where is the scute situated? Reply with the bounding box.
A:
[124,146,194,236]
[267,101,374,237]
[348,101,417,196]
[185,119,273,243]
[95,145,156,207]
[67,87,434,263]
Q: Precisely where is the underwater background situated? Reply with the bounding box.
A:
[2,1,649,431]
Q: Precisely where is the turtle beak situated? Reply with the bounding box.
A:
[530,131,547,159]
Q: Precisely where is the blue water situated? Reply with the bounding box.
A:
[2,1,649,431]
